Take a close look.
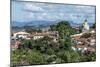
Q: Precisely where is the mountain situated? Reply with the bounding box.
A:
[70,21,94,27]
[11,20,94,28]
[11,21,57,27]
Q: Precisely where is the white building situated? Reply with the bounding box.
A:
[82,19,90,33]
[33,35,44,40]
[13,31,31,39]
[32,31,58,40]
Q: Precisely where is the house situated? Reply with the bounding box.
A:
[33,33,44,40]
[71,33,83,39]
[71,32,96,53]
[13,31,31,40]
[11,40,21,50]
[32,31,58,42]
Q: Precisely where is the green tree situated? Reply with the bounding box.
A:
[46,55,57,63]
[25,28,42,33]
[18,40,34,49]
[26,50,47,64]
[50,21,77,39]
[92,22,96,29]
[46,48,54,55]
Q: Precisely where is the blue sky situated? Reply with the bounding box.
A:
[12,1,96,23]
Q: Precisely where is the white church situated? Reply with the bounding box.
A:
[82,19,90,33]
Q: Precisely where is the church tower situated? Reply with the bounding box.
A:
[82,19,90,33]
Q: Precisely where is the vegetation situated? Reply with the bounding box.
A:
[81,33,92,38]
[92,22,96,29]
[11,21,96,66]
[25,28,42,33]
[50,21,77,37]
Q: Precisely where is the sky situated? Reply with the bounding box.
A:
[12,1,96,23]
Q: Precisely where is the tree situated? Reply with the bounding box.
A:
[46,48,54,55]
[50,21,77,39]
[26,50,47,64]
[19,40,34,49]
[25,28,35,33]
[46,55,57,63]
[11,49,29,66]
[11,20,96,66]
[92,22,96,29]
[81,33,91,38]
[54,58,64,64]
[50,25,57,31]
[70,51,80,62]
[79,25,83,33]
[25,28,42,34]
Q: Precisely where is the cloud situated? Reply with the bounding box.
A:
[23,2,44,12]
[12,1,96,23]
[22,9,43,13]
[74,6,95,14]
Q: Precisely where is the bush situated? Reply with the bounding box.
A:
[46,48,54,55]
[81,33,91,38]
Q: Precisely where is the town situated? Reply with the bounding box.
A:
[11,20,96,53]
[11,31,59,50]
[11,20,96,66]
[11,1,96,66]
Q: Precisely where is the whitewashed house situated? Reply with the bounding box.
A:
[32,31,58,41]
[13,31,31,39]
[33,35,44,40]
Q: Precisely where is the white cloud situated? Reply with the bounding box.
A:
[70,14,78,19]
[38,16,44,20]
[75,6,93,9]
[42,13,48,16]
[24,2,44,11]
[12,1,95,23]
[59,13,64,17]
[75,6,95,13]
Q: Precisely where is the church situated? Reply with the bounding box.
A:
[82,19,90,33]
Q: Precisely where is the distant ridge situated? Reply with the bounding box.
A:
[11,20,94,28]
